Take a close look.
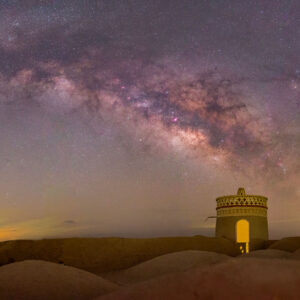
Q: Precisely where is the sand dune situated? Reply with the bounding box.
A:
[0,260,117,300]
[268,237,300,252]
[291,248,300,260]
[97,258,300,300]
[0,237,299,299]
[0,236,239,274]
[103,250,230,284]
[240,249,292,259]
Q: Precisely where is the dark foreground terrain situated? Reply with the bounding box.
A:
[0,236,299,299]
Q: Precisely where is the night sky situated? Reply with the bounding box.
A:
[0,0,299,241]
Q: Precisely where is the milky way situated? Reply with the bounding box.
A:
[0,0,299,239]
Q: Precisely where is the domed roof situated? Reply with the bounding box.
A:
[237,187,245,196]
[216,187,268,201]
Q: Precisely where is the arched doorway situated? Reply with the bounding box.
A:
[236,219,250,253]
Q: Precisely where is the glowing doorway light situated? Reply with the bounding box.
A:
[236,219,250,253]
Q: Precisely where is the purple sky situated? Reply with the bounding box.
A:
[0,0,299,240]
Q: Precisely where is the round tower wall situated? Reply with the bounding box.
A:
[215,215,268,241]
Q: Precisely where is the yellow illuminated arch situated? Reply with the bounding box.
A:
[236,219,250,253]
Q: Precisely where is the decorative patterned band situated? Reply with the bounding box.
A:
[216,204,267,210]
[217,207,267,217]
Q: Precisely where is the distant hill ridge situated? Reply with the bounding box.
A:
[0,236,239,273]
[0,236,297,274]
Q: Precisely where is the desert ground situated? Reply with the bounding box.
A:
[0,236,299,299]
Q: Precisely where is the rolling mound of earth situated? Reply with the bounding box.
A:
[291,248,300,260]
[0,260,118,300]
[268,237,300,252]
[240,249,292,259]
[103,250,230,284]
[0,236,239,274]
[97,258,300,300]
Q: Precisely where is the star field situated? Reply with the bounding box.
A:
[0,0,299,240]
